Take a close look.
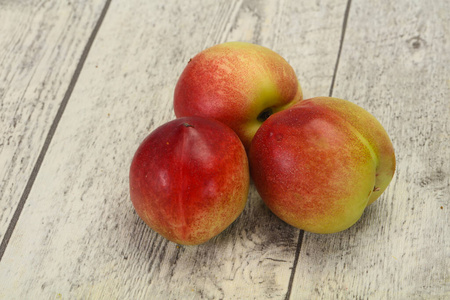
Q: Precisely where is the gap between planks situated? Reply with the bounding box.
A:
[0,0,113,262]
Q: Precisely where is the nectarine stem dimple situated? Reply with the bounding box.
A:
[257,108,273,122]
[182,123,194,128]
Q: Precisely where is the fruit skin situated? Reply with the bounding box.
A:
[129,116,249,245]
[174,41,302,150]
[249,97,396,234]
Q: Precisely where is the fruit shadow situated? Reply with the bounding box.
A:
[299,197,391,259]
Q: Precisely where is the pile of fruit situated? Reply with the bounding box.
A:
[129,42,396,245]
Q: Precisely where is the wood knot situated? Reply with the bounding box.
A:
[407,36,426,50]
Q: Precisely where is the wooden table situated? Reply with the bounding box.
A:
[0,0,448,299]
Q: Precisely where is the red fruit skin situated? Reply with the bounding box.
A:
[249,97,395,234]
[129,117,249,245]
[174,42,301,150]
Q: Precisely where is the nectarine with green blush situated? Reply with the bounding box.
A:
[249,97,395,234]
[174,41,302,150]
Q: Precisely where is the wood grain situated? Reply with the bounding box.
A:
[0,0,348,299]
[289,0,450,299]
[0,0,108,241]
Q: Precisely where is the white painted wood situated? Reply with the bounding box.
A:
[290,0,450,299]
[0,0,347,299]
[0,0,108,240]
[208,0,352,117]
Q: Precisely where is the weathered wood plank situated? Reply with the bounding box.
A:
[0,0,348,299]
[0,0,108,241]
[290,0,450,299]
